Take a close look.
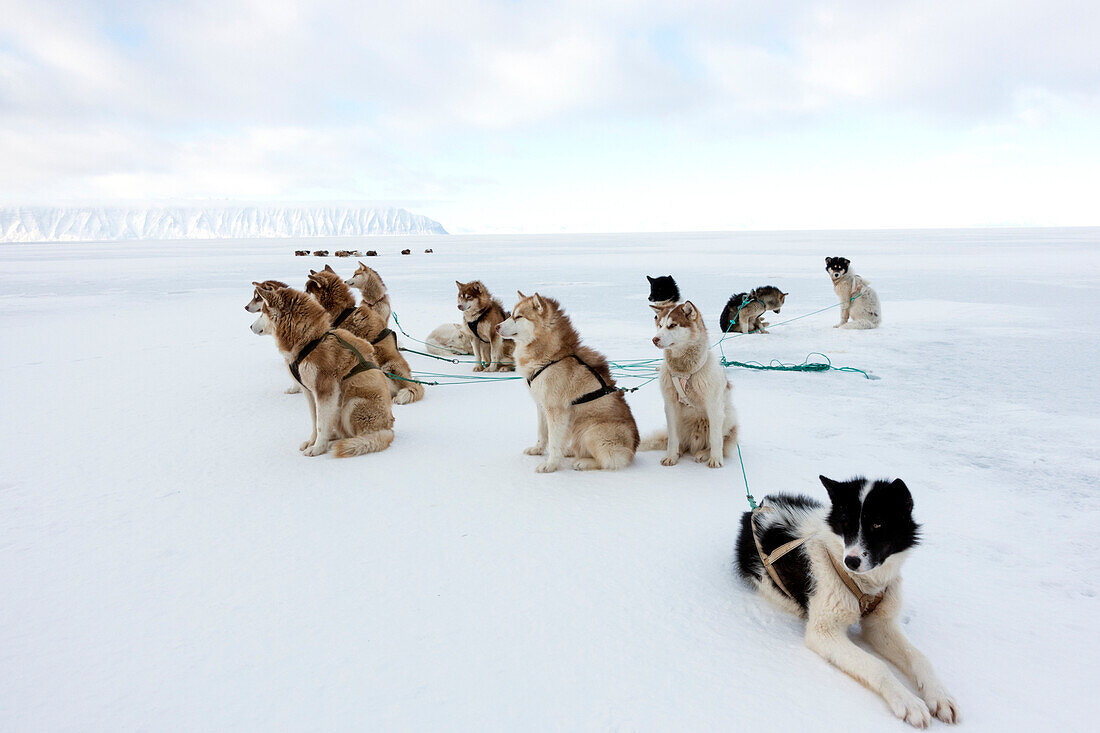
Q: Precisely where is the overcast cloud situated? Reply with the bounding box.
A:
[1,0,1097,232]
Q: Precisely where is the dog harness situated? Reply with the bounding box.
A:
[331,306,356,329]
[666,355,708,407]
[526,354,620,406]
[465,308,491,344]
[288,331,381,386]
[750,506,884,617]
[371,328,395,346]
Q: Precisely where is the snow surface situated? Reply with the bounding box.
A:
[1,229,1098,730]
[0,205,447,242]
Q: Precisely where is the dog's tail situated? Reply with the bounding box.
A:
[334,428,395,457]
[638,429,667,452]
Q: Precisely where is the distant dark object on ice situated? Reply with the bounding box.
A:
[366,250,379,257]
[425,248,434,253]
[401,249,411,255]
[313,250,329,257]
[294,250,309,256]
[335,250,352,257]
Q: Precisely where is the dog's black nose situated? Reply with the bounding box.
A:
[844,555,861,571]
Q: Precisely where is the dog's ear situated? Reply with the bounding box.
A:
[531,293,544,311]
[819,475,849,503]
[324,264,335,273]
[681,300,698,319]
[517,290,527,300]
[825,257,831,265]
[471,281,483,293]
[649,304,664,313]
[252,281,262,287]
[891,478,914,512]
[358,261,366,269]
[455,280,464,289]
[781,292,789,297]
[646,275,655,284]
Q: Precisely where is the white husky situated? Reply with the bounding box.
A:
[641,301,738,468]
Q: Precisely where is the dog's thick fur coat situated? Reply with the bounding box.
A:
[424,323,474,356]
[499,293,639,472]
[736,477,958,728]
[345,262,392,324]
[718,286,788,334]
[642,301,738,467]
[456,280,515,372]
[306,266,423,404]
[826,257,881,329]
[255,283,395,457]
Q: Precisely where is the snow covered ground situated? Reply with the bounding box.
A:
[1,228,1097,730]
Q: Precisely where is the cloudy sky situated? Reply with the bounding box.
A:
[1,0,1097,233]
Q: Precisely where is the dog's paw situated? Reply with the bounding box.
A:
[392,390,414,405]
[303,442,329,457]
[833,323,842,328]
[706,455,724,468]
[473,364,486,372]
[535,460,560,473]
[886,689,930,728]
[572,458,599,471]
[693,450,710,463]
[660,454,680,466]
[923,689,959,724]
[500,364,515,372]
[523,444,546,456]
[285,384,301,394]
[299,439,314,451]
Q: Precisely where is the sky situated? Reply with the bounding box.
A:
[1,0,1097,233]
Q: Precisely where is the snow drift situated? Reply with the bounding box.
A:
[0,205,447,242]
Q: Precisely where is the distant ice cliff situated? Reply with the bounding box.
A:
[0,206,448,241]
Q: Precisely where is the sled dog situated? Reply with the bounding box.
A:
[253,283,395,457]
[641,301,738,467]
[247,280,301,394]
[736,476,959,727]
[646,275,680,308]
[718,286,788,335]
[455,280,515,372]
[498,292,639,472]
[425,323,474,356]
[305,266,423,404]
[345,262,392,324]
[826,257,881,329]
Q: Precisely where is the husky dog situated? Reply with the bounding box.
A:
[498,292,639,472]
[641,301,738,468]
[335,250,352,257]
[719,286,788,335]
[401,249,411,255]
[826,257,881,329]
[455,280,515,372]
[366,250,379,257]
[295,250,309,256]
[305,266,423,404]
[736,476,959,727]
[247,280,301,394]
[424,323,474,356]
[253,283,395,457]
[646,275,680,308]
[313,250,329,257]
[345,262,392,324]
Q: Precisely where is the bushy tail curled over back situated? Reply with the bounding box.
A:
[334,429,395,457]
[638,430,668,452]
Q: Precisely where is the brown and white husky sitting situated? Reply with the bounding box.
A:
[455,280,515,372]
[498,292,639,473]
[345,262,392,324]
[718,286,788,334]
[253,283,395,457]
[305,266,423,404]
[826,257,882,329]
[246,280,302,394]
[642,301,738,468]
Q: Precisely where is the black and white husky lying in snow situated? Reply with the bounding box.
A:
[646,275,680,308]
[736,476,959,728]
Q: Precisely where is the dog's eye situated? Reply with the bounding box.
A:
[871,523,882,530]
